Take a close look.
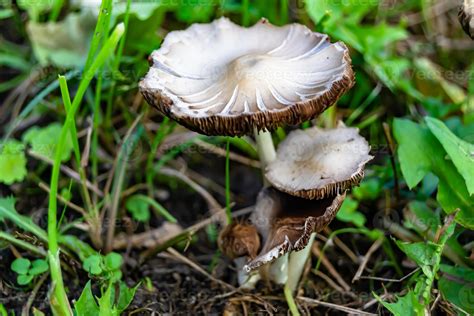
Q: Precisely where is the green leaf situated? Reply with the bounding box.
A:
[104,253,122,271]
[438,264,474,314]
[83,255,103,275]
[0,140,27,185]
[352,178,382,201]
[74,281,99,316]
[98,284,116,316]
[336,197,366,227]
[23,123,74,162]
[126,194,177,223]
[425,117,474,196]
[374,290,425,316]
[393,118,474,229]
[395,240,437,278]
[116,282,139,313]
[17,0,53,21]
[29,259,49,276]
[26,12,96,67]
[17,274,34,285]
[125,195,150,222]
[0,303,7,316]
[0,197,48,242]
[59,235,99,262]
[404,201,440,233]
[11,258,31,275]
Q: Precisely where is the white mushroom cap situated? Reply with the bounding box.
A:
[460,0,474,39]
[266,123,373,199]
[140,17,354,136]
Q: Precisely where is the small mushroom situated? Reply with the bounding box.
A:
[244,187,346,272]
[139,17,354,136]
[459,0,474,39]
[266,122,373,199]
[218,222,260,260]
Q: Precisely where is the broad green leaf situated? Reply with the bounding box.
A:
[26,12,95,68]
[11,258,31,275]
[0,140,27,185]
[74,281,99,316]
[116,282,139,313]
[375,290,425,316]
[336,197,366,227]
[404,201,440,233]
[23,123,73,162]
[98,284,116,316]
[395,240,437,278]
[393,119,474,229]
[0,197,48,241]
[425,117,474,196]
[104,253,122,271]
[17,274,34,285]
[125,195,150,222]
[438,264,474,314]
[83,255,103,275]
[29,259,49,275]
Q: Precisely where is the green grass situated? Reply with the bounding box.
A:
[1,0,473,315]
[49,23,125,314]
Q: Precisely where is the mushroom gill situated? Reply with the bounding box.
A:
[243,187,346,272]
[139,17,354,136]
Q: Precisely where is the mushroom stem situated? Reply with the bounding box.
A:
[253,128,276,182]
[253,128,292,285]
[287,233,316,292]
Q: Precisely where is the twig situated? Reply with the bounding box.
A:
[158,166,226,225]
[81,118,93,168]
[167,247,235,290]
[113,222,182,249]
[323,227,359,263]
[297,297,377,316]
[313,270,345,293]
[105,114,143,252]
[38,182,87,216]
[352,238,383,283]
[194,139,261,168]
[21,272,49,316]
[140,206,252,261]
[359,268,420,282]
[312,243,351,292]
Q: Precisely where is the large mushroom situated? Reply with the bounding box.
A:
[139,17,364,291]
[139,17,354,137]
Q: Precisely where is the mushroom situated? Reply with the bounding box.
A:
[266,122,373,200]
[139,17,354,137]
[139,17,360,290]
[459,0,473,39]
[228,125,371,290]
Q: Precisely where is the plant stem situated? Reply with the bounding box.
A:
[225,138,232,224]
[284,282,301,316]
